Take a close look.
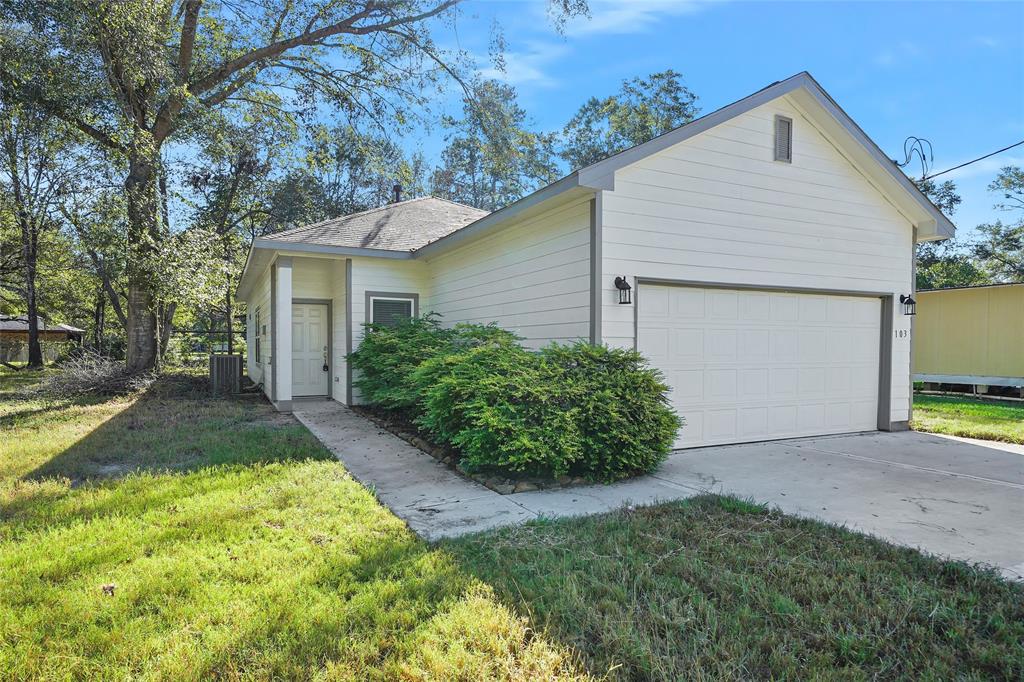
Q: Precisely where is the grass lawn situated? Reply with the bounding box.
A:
[2,367,1021,679]
[913,393,1024,444]
[0,367,585,681]
[448,500,1024,679]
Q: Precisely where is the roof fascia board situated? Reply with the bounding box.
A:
[414,174,600,258]
[236,242,258,300]
[789,75,955,239]
[252,238,413,259]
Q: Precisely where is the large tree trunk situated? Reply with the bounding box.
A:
[23,251,42,368]
[123,153,161,373]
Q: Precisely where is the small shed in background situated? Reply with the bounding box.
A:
[913,283,1024,396]
[0,315,86,363]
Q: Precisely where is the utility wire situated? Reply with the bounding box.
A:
[923,139,1024,180]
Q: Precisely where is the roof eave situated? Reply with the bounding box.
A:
[236,239,414,301]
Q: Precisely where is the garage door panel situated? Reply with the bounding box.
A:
[672,287,705,317]
[771,294,799,321]
[672,329,703,360]
[640,284,880,448]
[638,326,669,360]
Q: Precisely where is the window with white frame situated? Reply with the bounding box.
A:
[369,295,416,328]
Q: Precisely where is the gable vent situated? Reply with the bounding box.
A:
[774,115,793,163]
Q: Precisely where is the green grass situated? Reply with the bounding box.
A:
[913,394,1024,444]
[0,367,586,680]
[446,499,1024,680]
[3,365,1022,680]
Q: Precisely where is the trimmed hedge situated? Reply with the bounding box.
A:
[349,316,680,482]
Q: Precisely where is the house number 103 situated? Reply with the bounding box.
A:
[894,329,908,339]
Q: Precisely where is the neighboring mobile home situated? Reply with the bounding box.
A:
[236,72,955,449]
[913,283,1024,393]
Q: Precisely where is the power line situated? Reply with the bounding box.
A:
[923,139,1024,180]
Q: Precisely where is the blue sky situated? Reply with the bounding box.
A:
[426,0,1024,240]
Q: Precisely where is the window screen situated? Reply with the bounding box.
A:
[371,298,414,328]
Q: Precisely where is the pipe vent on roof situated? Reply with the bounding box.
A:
[774,115,793,163]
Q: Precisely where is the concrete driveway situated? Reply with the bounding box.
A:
[646,431,1024,580]
[295,402,1023,580]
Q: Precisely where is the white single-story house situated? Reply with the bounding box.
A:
[236,72,955,449]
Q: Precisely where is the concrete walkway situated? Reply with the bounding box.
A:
[294,401,1024,580]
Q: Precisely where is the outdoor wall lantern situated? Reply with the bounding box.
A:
[614,276,633,305]
[899,294,917,316]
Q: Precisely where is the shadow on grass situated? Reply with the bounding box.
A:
[22,374,320,484]
[1,373,588,679]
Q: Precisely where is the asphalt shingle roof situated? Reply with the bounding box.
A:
[0,316,84,333]
[261,196,489,252]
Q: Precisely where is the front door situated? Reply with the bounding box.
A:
[292,303,329,397]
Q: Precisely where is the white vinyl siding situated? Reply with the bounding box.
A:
[247,268,272,394]
[600,94,914,424]
[349,256,429,403]
[423,197,592,349]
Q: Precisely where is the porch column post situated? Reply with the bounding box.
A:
[274,256,293,411]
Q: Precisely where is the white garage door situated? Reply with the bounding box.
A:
[638,285,881,448]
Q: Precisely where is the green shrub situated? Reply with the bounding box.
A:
[349,315,454,412]
[541,342,680,480]
[413,344,584,478]
[349,315,517,414]
[350,316,680,482]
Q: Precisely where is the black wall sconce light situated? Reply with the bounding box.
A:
[614,276,632,305]
[899,294,916,316]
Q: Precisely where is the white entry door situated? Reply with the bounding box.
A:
[291,303,329,397]
[638,285,881,449]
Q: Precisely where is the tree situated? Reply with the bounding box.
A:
[306,124,429,217]
[0,103,81,367]
[915,241,991,290]
[559,70,699,170]
[430,79,559,210]
[910,177,989,290]
[1,0,465,372]
[974,166,1024,282]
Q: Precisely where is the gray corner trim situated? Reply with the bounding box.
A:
[575,71,954,238]
[292,298,332,398]
[270,263,278,402]
[589,195,603,345]
[414,175,599,257]
[274,400,293,413]
[364,291,420,325]
[345,258,353,406]
[276,255,293,267]
[908,227,917,422]
[254,239,413,260]
[633,276,639,352]
[878,295,895,431]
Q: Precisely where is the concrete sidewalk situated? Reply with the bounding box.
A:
[293,401,700,539]
[294,401,1023,579]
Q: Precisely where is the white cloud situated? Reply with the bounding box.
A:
[873,41,923,68]
[562,0,721,36]
[940,154,1024,182]
[478,40,570,88]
